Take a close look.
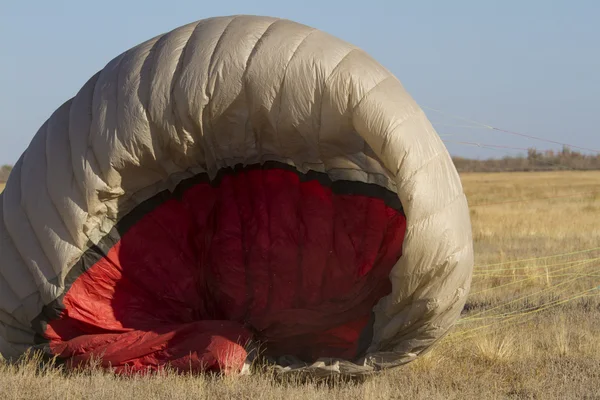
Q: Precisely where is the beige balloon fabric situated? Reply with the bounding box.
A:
[0,15,473,376]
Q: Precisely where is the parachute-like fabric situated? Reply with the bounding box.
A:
[0,15,473,376]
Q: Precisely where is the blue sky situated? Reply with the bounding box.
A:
[1,0,598,164]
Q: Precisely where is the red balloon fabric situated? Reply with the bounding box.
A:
[44,166,406,373]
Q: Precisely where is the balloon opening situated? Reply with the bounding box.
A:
[42,164,406,374]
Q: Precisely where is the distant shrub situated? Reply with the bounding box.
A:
[453,147,600,172]
[0,146,598,183]
[0,164,12,183]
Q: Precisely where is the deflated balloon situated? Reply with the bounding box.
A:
[0,15,473,377]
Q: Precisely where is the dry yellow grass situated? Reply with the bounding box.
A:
[1,171,599,399]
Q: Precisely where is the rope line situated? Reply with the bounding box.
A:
[460,275,589,322]
[470,259,598,295]
[449,285,600,341]
[474,255,600,274]
[424,106,600,153]
[475,247,600,268]
[430,123,489,130]
[469,190,599,208]
[443,140,531,152]
[467,265,600,320]
[423,105,600,341]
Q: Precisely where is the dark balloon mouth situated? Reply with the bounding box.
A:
[37,163,406,374]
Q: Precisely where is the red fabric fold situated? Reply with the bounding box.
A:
[45,168,406,373]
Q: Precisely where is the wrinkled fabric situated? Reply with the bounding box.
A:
[0,15,473,376]
[44,167,406,373]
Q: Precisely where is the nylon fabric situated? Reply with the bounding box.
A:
[43,168,406,372]
[0,15,474,376]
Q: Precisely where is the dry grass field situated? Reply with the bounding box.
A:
[1,171,599,399]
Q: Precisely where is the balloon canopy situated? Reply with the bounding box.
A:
[0,15,473,377]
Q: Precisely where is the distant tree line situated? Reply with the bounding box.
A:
[0,165,12,183]
[452,147,600,172]
[0,147,599,183]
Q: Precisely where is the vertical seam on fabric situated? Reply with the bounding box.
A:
[69,71,101,200]
[400,151,443,186]
[170,20,205,107]
[232,170,251,320]
[0,224,21,312]
[349,75,395,183]
[410,190,466,228]
[204,16,240,170]
[363,139,370,183]
[241,19,279,160]
[294,176,304,309]
[206,16,240,84]
[263,168,273,315]
[358,198,374,277]
[1,156,49,306]
[324,48,359,89]
[88,53,128,186]
[138,34,169,179]
[15,126,64,280]
[44,106,81,250]
[169,20,205,163]
[16,200,60,287]
[317,47,358,166]
[274,28,318,153]
[2,214,50,295]
[350,75,395,115]
[322,194,336,301]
